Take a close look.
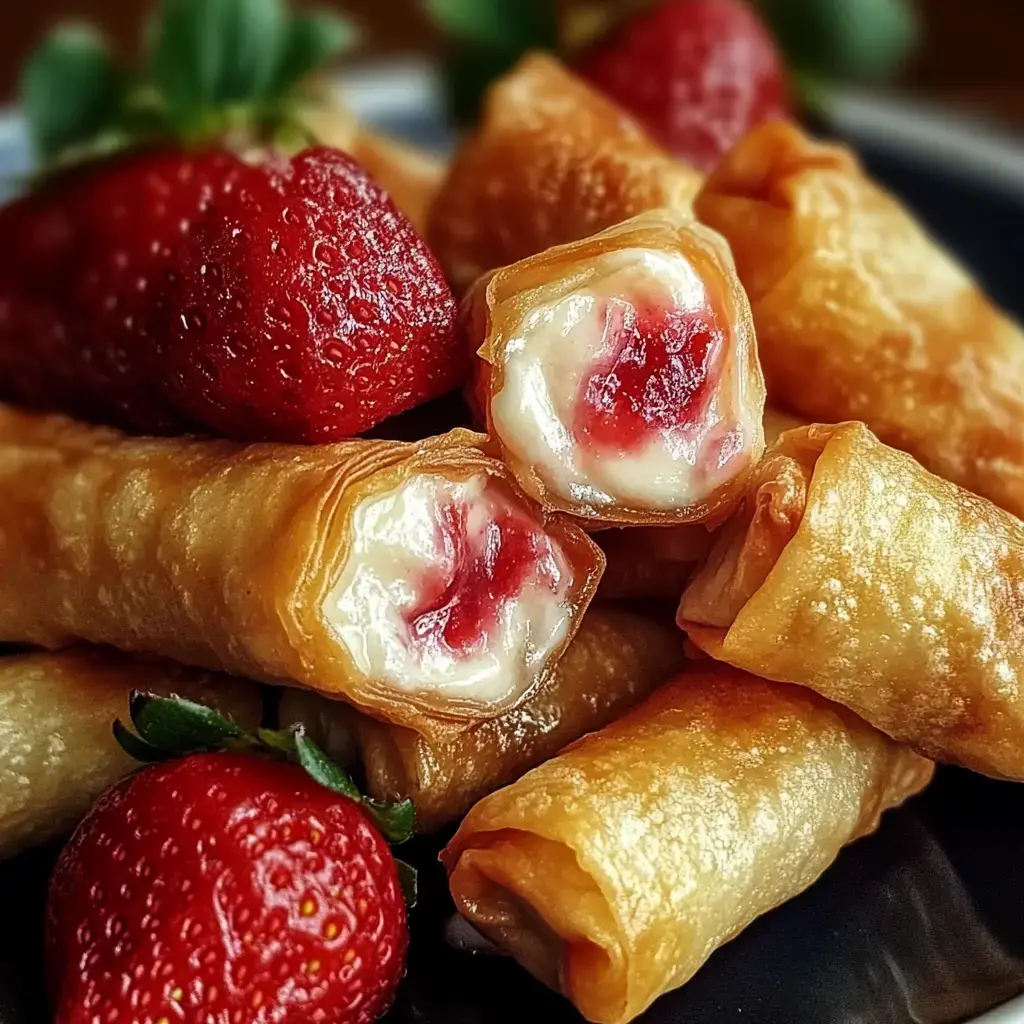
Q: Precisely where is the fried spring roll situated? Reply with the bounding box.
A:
[680,421,1024,780]
[0,650,261,858]
[695,120,1024,519]
[280,608,685,832]
[443,666,931,1024]
[428,54,703,294]
[0,406,603,733]
[464,210,766,524]
[596,525,710,601]
[297,98,446,237]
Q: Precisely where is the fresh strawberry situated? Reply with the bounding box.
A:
[574,0,791,172]
[47,694,415,1024]
[1,0,462,442]
[157,147,461,441]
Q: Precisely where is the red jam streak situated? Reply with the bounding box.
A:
[404,499,561,655]
[573,297,722,453]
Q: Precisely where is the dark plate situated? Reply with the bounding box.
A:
[1,93,1024,1023]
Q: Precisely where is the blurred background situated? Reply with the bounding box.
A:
[2,0,1024,131]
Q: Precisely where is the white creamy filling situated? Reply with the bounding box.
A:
[490,247,758,511]
[324,472,571,707]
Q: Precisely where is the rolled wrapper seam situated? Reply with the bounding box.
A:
[0,407,604,736]
[464,209,766,525]
[695,120,1024,520]
[680,421,1024,780]
[444,667,932,1024]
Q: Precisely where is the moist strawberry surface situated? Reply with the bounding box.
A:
[574,0,790,171]
[574,298,721,453]
[47,752,408,1024]
[0,147,462,441]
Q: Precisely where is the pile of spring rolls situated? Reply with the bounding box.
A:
[5,56,1024,1024]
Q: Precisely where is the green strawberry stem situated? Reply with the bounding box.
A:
[20,0,359,168]
[115,689,417,904]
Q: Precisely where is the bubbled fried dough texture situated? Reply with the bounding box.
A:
[0,650,261,858]
[695,120,1024,520]
[428,54,703,294]
[0,406,603,732]
[443,667,931,1024]
[680,422,1024,780]
[351,608,684,831]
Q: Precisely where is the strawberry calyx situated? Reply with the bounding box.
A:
[114,689,417,904]
[20,0,358,171]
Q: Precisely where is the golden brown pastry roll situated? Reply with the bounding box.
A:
[596,525,710,601]
[0,406,603,734]
[429,53,703,294]
[280,607,684,832]
[464,209,766,524]
[696,120,1024,519]
[444,665,931,1024]
[0,650,261,858]
[297,98,446,236]
[680,421,1024,780]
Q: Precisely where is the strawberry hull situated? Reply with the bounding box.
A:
[0,147,463,442]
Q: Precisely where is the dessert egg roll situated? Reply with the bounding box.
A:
[695,120,1024,519]
[680,421,1024,780]
[0,405,603,733]
[428,54,703,294]
[0,650,261,858]
[443,665,932,1024]
[464,209,766,524]
[596,525,710,601]
[280,607,685,832]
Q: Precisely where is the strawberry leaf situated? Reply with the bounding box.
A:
[421,0,556,49]
[129,691,243,753]
[273,9,359,96]
[366,797,416,846]
[20,24,127,161]
[113,718,172,763]
[396,859,418,909]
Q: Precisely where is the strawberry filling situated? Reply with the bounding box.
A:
[573,298,720,453]
[405,502,560,656]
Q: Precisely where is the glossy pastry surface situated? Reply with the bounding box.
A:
[282,607,685,832]
[681,421,1024,779]
[429,54,703,294]
[0,406,603,733]
[465,209,765,524]
[444,665,931,1024]
[696,120,1024,519]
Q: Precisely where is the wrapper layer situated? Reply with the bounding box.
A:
[0,650,261,858]
[444,665,931,1024]
[680,421,1024,780]
[429,54,703,294]
[0,406,603,733]
[696,120,1024,519]
[282,607,685,832]
[464,209,766,525]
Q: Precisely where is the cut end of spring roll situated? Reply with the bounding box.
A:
[464,209,766,524]
[680,421,1024,781]
[696,120,1024,521]
[0,407,604,733]
[428,54,703,295]
[0,650,262,859]
[444,665,932,1024]
[281,607,685,832]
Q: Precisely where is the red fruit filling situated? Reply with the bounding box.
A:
[404,500,561,655]
[573,298,722,453]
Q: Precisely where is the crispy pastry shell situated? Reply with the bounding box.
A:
[428,53,703,294]
[696,120,1024,519]
[681,421,1024,779]
[444,665,931,1024]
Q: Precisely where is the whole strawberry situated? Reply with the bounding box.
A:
[48,691,416,1024]
[1,0,462,442]
[574,0,791,172]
